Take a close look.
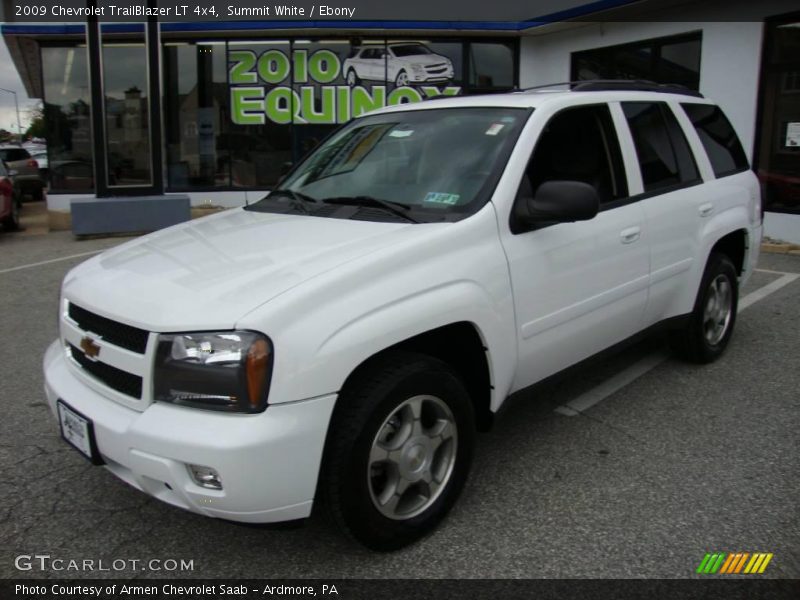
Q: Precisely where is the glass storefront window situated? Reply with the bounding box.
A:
[102,38,153,187]
[469,42,514,89]
[41,45,94,192]
[164,41,229,189]
[756,18,800,214]
[227,40,293,188]
[571,32,702,91]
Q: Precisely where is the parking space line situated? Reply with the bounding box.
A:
[554,272,800,417]
[739,272,800,311]
[0,250,104,275]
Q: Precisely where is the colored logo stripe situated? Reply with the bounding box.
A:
[698,552,774,574]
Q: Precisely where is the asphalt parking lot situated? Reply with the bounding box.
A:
[1,207,799,580]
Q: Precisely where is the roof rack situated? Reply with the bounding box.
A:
[513,79,704,98]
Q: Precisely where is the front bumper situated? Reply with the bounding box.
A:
[43,340,336,523]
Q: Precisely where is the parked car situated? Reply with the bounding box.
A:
[343,42,455,87]
[30,149,48,177]
[0,145,44,200]
[0,160,21,230]
[44,83,761,551]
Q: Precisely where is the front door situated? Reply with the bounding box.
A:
[499,103,650,391]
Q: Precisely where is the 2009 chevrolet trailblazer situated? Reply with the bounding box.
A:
[44,82,761,550]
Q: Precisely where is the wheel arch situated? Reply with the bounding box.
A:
[337,321,494,433]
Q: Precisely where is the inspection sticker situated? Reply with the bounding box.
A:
[424,192,461,205]
[485,123,505,136]
[389,129,414,138]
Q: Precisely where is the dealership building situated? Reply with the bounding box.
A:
[2,0,800,241]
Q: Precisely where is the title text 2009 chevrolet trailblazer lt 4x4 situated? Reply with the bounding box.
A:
[44,82,761,550]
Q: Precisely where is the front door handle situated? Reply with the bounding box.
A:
[699,202,714,218]
[620,226,641,244]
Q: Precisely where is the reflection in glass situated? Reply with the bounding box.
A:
[41,45,94,192]
[102,41,152,186]
[227,41,292,187]
[164,42,229,188]
[469,43,513,89]
[757,22,800,214]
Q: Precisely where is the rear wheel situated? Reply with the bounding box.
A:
[320,351,475,551]
[670,252,738,363]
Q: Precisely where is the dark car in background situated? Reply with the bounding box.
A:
[0,145,44,201]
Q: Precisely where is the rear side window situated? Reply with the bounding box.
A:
[682,103,749,177]
[622,102,699,193]
[0,148,29,161]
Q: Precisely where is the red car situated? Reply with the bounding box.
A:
[0,160,21,230]
[759,170,800,209]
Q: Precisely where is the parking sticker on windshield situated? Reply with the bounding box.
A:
[485,123,505,136]
[424,192,461,205]
[389,129,414,138]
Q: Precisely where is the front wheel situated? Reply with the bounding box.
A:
[345,68,359,87]
[670,252,738,363]
[394,70,409,87]
[320,351,475,551]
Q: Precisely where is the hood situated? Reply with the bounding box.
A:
[64,208,430,332]
[401,54,450,66]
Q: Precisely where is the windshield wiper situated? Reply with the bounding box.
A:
[259,189,320,214]
[321,195,420,223]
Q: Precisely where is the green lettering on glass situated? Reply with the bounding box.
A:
[257,49,291,84]
[265,87,294,124]
[419,85,462,98]
[301,86,335,124]
[352,86,386,118]
[293,49,308,83]
[308,49,340,84]
[229,50,257,85]
[231,87,265,125]
[388,86,422,105]
[337,86,351,123]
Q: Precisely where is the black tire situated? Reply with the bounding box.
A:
[670,252,738,363]
[320,351,475,551]
[2,198,20,231]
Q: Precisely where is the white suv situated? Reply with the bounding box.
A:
[44,83,761,551]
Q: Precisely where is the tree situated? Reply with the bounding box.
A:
[25,106,46,139]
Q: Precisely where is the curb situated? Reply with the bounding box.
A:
[761,242,800,255]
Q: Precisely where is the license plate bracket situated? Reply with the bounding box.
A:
[57,400,103,465]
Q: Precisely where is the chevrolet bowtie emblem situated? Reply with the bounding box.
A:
[80,336,101,360]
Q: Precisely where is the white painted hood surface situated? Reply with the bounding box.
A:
[62,208,425,332]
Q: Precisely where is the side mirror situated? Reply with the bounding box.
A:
[521,180,600,224]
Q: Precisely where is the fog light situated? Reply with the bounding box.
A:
[187,464,222,490]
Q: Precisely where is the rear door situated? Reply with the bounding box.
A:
[617,101,706,325]
[499,103,650,391]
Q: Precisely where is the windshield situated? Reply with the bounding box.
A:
[392,44,431,57]
[259,107,528,223]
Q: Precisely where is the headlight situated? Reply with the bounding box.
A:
[410,63,425,73]
[153,331,273,413]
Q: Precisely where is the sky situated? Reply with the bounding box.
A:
[0,35,42,135]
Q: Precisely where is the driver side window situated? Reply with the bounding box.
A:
[518,104,629,208]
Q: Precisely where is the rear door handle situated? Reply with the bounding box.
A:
[699,202,714,217]
[620,226,641,244]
